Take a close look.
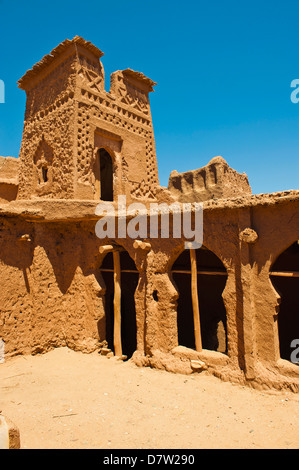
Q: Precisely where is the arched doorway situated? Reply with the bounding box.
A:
[94,148,113,201]
[171,247,228,353]
[270,241,299,363]
[100,248,138,359]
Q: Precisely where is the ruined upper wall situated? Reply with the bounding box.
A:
[167,156,251,203]
[17,36,159,202]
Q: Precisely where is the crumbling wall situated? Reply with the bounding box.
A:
[168,156,251,203]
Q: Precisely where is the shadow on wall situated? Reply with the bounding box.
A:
[0,220,34,274]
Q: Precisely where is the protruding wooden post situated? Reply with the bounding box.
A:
[99,244,115,255]
[133,240,152,252]
[113,250,122,357]
[190,249,202,352]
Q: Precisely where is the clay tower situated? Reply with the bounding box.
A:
[17,36,159,202]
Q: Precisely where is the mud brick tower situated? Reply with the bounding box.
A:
[17,36,159,202]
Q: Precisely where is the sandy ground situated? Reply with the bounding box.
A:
[0,347,299,450]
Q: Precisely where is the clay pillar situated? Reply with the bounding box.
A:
[113,250,122,357]
[238,208,257,380]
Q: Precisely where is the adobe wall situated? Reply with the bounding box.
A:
[0,157,19,203]
[1,191,299,392]
[168,156,252,202]
[0,214,147,357]
[0,218,103,355]
[137,192,299,391]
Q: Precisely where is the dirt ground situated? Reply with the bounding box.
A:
[0,347,299,449]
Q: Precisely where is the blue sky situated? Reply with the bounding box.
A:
[0,0,299,194]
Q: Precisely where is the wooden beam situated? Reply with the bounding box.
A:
[100,269,138,273]
[172,269,227,275]
[270,271,299,278]
[113,250,122,357]
[190,249,202,352]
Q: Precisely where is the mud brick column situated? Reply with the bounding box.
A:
[238,208,258,380]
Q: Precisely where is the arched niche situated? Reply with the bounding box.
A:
[99,247,139,358]
[33,138,54,193]
[171,246,228,353]
[270,241,299,363]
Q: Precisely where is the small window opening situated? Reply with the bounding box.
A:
[94,148,113,201]
[153,290,159,302]
[42,167,48,183]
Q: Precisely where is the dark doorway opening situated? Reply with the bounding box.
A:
[95,148,113,201]
[270,241,299,363]
[42,167,48,183]
[172,247,228,353]
[100,250,138,359]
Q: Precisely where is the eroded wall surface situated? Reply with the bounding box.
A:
[168,156,252,203]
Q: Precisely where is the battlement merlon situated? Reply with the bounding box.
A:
[16,36,157,120]
[17,36,105,92]
[17,36,157,97]
[111,69,156,94]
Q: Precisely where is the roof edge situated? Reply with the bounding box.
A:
[122,68,157,91]
[17,36,104,90]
